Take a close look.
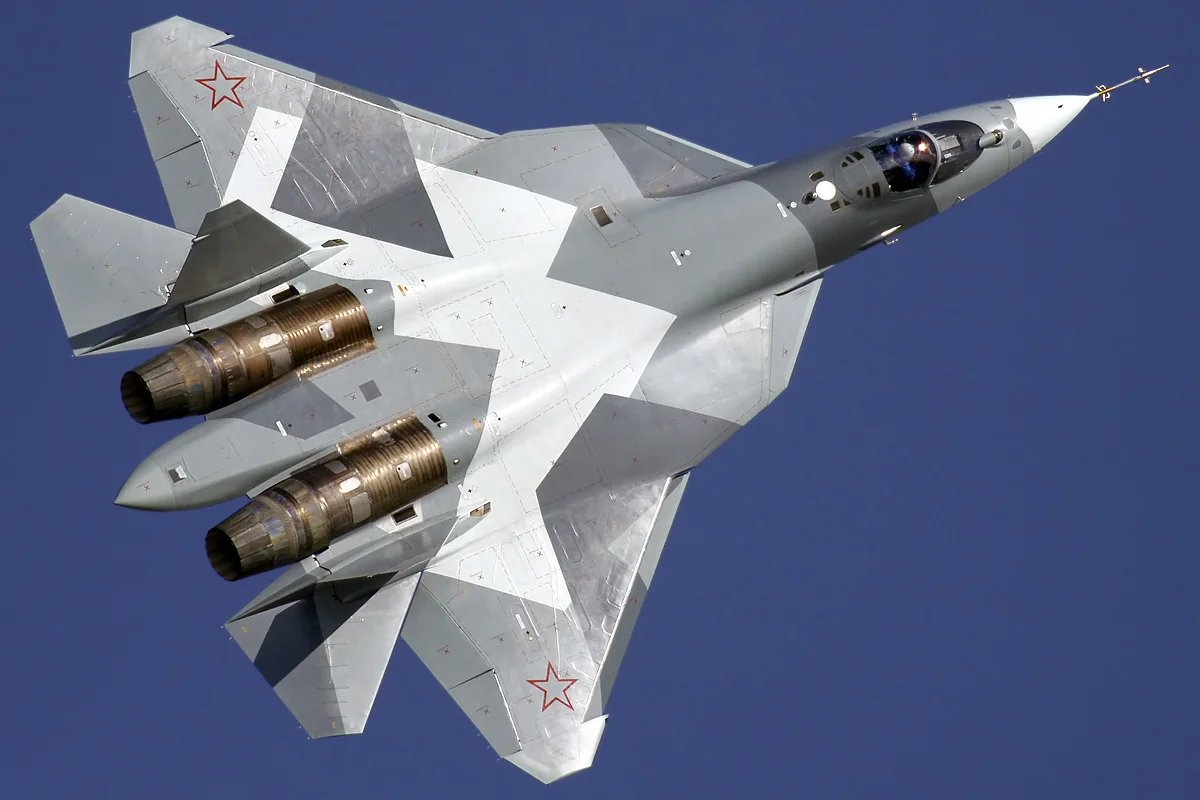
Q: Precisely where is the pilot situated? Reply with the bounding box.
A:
[906,137,937,164]
[870,132,938,191]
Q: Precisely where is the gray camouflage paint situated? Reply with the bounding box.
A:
[29,14,1095,785]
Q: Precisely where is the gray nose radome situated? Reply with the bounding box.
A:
[1009,95,1092,154]
[115,457,177,510]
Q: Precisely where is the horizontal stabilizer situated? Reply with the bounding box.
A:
[226,572,419,737]
[171,200,308,305]
[30,195,193,355]
[32,195,315,355]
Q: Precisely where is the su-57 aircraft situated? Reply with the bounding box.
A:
[30,17,1165,783]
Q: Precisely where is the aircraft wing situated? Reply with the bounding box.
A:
[128,17,492,236]
[402,470,690,782]
[126,17,750,242]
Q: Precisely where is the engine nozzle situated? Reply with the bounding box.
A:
[121,284,374,423]
[205,415,447,580]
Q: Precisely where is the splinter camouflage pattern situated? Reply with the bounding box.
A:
[29,17,1128,783]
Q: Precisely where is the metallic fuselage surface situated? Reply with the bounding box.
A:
[28,16,1166,783]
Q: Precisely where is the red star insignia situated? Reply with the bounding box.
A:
[526,661,578,712]
[195,61,247,110]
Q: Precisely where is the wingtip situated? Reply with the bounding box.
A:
[129,17,233,79]
[29,193,82,231]
[503,716,608,784]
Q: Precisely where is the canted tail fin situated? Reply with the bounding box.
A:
[226,573,421,737]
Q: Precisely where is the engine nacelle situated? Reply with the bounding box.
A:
[205,415,447,580]
[120,284,373,423]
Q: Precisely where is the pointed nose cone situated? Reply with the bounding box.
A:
[115,457,177,510]
[1010,95,1092,154]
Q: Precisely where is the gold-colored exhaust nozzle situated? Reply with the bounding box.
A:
[206,416,447,580]
[121,284,374,423]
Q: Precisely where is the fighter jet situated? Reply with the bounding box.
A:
[29,17,1166,783]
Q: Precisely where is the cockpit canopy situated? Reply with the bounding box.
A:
[869,131,938,192]
[867,120,986,193]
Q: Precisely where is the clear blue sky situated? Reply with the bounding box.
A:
[4,1,1197,797]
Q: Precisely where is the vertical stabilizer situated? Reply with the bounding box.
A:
[226,573,420,737]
